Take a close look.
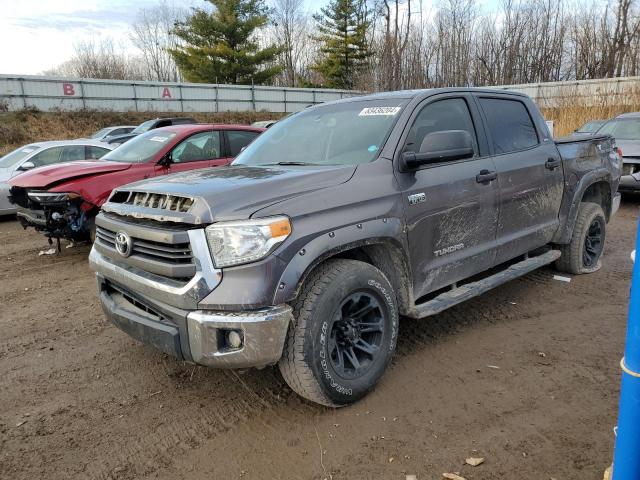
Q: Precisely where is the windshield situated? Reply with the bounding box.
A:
[90,128,110,139]
[0,145,40,168]
[577,121,604,133]
[132,120,156,134]
[101,130,177,163]
[596,118,640,140]
[233,99,409,167]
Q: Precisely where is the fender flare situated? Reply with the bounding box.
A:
[554,168,612,244]
[272,217,409,305]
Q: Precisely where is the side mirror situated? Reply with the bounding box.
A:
[402,130,474,170]
[19,161,36,171]
[158,153,173,167]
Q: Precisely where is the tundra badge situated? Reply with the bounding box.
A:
[408,192,426,205]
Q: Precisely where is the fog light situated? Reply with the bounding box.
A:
[227,330,243,349]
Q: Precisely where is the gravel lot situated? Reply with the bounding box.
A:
[0,201,635,480]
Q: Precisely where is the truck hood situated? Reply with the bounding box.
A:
[105,164,356,223]
[616,139,640,159]
[8,160,132,189]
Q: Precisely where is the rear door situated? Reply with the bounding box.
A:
[85,145,111,160]
[396,94,499,299]
[475,95,564,264]
[223,130,261,163]
[163,131,225,175]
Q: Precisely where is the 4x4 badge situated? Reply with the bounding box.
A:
[408,193,426,205]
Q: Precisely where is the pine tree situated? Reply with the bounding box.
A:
[169,0,283,85]
[312,0,372,89]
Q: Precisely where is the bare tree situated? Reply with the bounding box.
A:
[46,38,145,80]
[271,0,309,87]
[130,1,185,82]
[375,0,412,91]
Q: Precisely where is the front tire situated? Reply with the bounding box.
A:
[556,202,606,274]
[278,259,399,407]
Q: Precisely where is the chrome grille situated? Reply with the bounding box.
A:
[95,225,195,279]
[110,190,194,213]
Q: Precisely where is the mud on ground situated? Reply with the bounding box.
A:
[0,202,636,480]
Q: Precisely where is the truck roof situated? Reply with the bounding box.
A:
[336,87,529,104]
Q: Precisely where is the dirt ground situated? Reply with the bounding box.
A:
[0,202,636,480]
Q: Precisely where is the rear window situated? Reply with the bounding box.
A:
[596,118,640,140]
[227,130,260,156]
[480,98,539,154]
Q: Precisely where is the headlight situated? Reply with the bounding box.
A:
[27,191,81,203]
[205,216,292,267]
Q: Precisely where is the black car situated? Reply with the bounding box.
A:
[105,117,197,145]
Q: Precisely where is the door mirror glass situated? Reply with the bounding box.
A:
[19,161,36,171]
[402,130,474,169]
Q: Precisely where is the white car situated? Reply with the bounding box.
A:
[0,140,114,215]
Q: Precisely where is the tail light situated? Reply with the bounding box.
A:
[616,147,623,157]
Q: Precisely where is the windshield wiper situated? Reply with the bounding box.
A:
[261,161,325,166]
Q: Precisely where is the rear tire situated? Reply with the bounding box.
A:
[278,259,399,407]
[556,202,606,274]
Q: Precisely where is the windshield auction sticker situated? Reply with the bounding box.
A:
[359,106,401,116]
[149,136,170,142]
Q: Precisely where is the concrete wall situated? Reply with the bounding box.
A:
[495,76,640,108]
[2,74,639,112]
[0,74,358,113]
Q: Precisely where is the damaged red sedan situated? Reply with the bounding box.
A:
[9,124,264,245]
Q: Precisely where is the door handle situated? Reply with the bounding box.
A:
[476,169,497,184]
[545,157,561,170]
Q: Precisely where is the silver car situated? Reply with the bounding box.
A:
[82,125,136,142]
[596,112,640,191]
[0,140,114,215]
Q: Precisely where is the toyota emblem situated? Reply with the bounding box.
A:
[114,231,132,258]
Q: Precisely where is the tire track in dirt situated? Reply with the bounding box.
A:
[1,201,637,480]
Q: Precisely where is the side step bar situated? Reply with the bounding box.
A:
[412,250,562,318]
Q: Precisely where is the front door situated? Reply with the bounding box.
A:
[396,95,500,300]
[476,96,564,264]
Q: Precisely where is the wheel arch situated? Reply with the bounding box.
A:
[273,219,414,316]
[554,170,613,244]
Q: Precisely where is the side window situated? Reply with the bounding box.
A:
[479,98,539,154]
[110,128,126,136]
[60,145,87,162]
[403,98,478,156]
[227,131,260,157]
[86,146,110,159]
[171,131,222,163]
[30,147,64,167]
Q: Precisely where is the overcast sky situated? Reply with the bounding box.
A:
[0,0,501,76]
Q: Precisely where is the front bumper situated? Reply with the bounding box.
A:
[619,174,640,191]
[16,207,46,226]
[0,183,17,215]
[98,276,292,368]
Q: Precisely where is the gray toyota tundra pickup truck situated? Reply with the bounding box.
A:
[89,88,621,406]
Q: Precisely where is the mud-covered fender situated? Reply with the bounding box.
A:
[554,168,613,244]
[272,217,408,305]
